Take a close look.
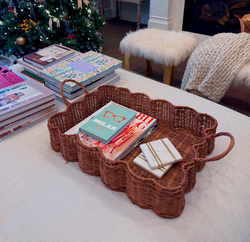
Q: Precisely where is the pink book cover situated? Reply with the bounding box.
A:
[78,112,157,160]
[0,66,25,89]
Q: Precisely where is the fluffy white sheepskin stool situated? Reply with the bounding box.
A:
[120,28,198,85]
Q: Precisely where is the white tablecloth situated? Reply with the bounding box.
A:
[1,69,250,242]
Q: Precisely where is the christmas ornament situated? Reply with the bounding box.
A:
[66,29,74,39]
[16,36,26,45]
[78,0,82,9]
[65,21,74,39]
[49,17,60,31]
[7,1,14,12]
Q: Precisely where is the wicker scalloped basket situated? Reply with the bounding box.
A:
[47,80,235,218]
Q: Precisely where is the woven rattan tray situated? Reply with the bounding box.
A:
[48,80,235,218]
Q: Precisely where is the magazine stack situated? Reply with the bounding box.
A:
[0,66,57,140]
[17,44,123,103]
[65,101,157,161]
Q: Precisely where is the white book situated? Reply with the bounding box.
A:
[0,100,55,128]
[133,153,172,179]
[0,106,58,141]
[140,138,182,170]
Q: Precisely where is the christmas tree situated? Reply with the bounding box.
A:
[0,0,106,58]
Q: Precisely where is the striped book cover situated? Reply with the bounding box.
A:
[140,138,182,170]
[133,153,172,179]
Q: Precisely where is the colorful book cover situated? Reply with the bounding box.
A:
[64,101,115,135]
[0,66,25,89]
[140,138,182,170]
[78,112,157,160]
[79,103,137,144]
[45,72,119,100]
[41,51,122,91]
[0,78,55,121]
[133,153,172,179]
[23,44,75,68]
[64,101,157,160]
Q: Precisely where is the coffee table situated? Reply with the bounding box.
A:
[1,68,250,242]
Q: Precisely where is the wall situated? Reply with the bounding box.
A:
[118,1,150,25]
[101,0,150,25]
[148,0,209,43]
[171,0,209,43]
[99,0,115,19]
[100,0,210,44]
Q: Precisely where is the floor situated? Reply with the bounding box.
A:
[99,19,250,117]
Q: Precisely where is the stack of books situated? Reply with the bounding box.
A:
[22,44,75,69]
[17,44,123,103]
[0,66,57,140]
[65,101,157,161]
[79,102,137,144]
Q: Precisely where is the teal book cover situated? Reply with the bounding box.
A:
[79,103,137,143]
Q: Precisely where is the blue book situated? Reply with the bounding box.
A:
[79,102,137,144]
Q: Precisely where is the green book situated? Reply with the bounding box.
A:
[79,103,137,144]
[21,70,45,83]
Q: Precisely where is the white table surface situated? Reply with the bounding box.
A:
[1,68,250,242]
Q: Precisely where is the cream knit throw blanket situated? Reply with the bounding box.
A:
[181,32,250,102]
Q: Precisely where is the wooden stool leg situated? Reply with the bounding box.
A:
[124,53,131,71]
[163,65,175,86]
[100,0,103,15]
[136,2,141,30]
[146,59,153,72]
[116,0,120,20]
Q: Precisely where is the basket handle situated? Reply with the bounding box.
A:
[200,132,235,162]
[60,79,89,107]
